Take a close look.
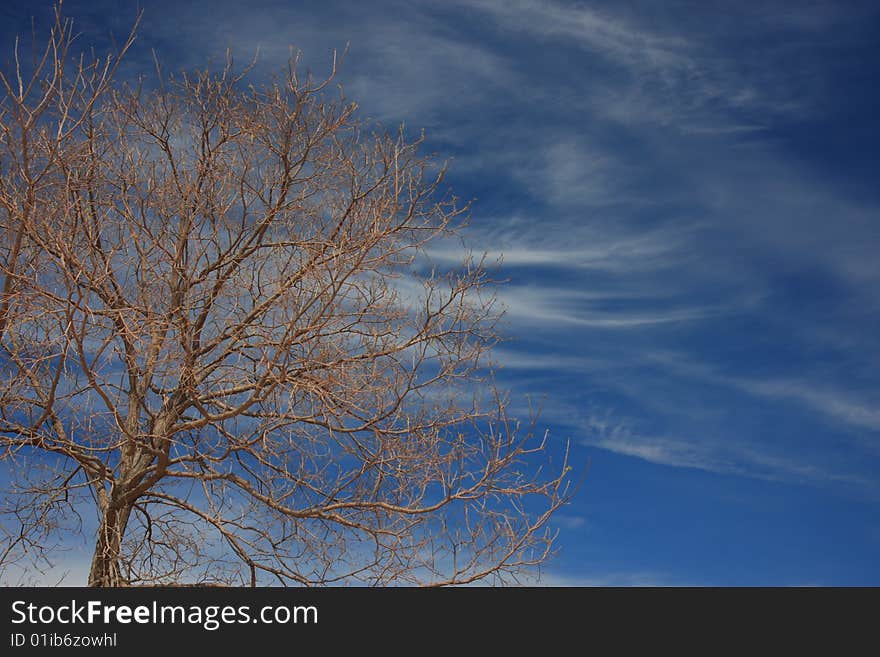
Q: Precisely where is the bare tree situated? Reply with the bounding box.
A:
[0,5,571,587]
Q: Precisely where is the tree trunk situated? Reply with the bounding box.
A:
[88,502,133,587]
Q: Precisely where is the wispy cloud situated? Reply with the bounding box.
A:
[498,364,878,491]
[585,421,873,489]
[0,553,91,587]
[498,286,724,329]
[489,348,612,373]
[453,0,689,71]
[554,515,587,530]
[427,216,692,273]
[534,570,678,587]
[738,380,880,434]
[451,0,816,130]
[644,351,880,434]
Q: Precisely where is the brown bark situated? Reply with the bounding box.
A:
[88,500,134,587]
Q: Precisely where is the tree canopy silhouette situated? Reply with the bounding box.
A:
[0,6,571,586]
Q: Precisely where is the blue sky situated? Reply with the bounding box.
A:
[2,0,878,585]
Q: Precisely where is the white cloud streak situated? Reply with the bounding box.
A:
[643,351,880,434]
[452,0,689,71]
